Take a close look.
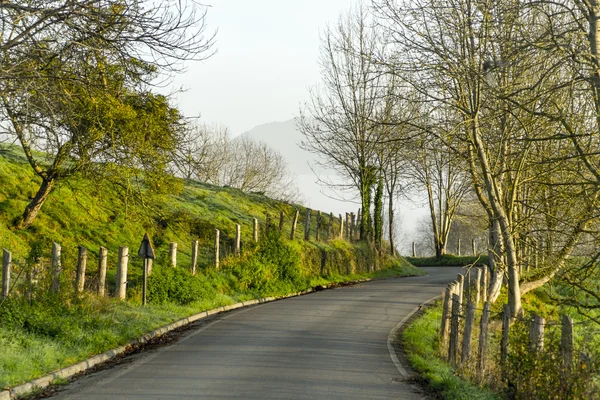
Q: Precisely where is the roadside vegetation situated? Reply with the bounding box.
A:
[402,282,600,399]
[299,1,600,397]
[402,303,501,400]
[0,146,422,389]
[406,255,488,268]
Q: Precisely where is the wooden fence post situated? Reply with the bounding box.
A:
[449,293,461,365]
[253,218,259,242]
[327,212,334,240]
[191,240,199,275]
[291,210,299,240]
[440,285,453,346]
[412,242,416,257]
[350,212,356,241]
[561,315,574,372]
[169,242,177,267]
[482,266,488,303]
[235,224,241,256]
[214,229,220,270]
[475,268,482,305]
[461,301,476,363]
[279,211,285,232]
[75,245,87,293]
[465,269,471,302]
[51,242,62,294]
[457,274,464,310]
[345,213,350,240]
[339,214,344,239]
[115,246,129,300]
[98,247,108,297]
[477,302,490,380]
[530,314,545,351]
[304,209,311,241]
[315,211,321,241]
[147,259,153,276]
[501,304,511,376]
[2,249,12,298]
[265,213,272,234]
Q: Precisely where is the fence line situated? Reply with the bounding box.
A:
[439,265,585,392]
[0,208,360,301]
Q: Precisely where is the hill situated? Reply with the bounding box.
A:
[242,119,316,175]
[0,144,421,390]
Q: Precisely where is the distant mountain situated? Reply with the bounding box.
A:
[242,119,317,175]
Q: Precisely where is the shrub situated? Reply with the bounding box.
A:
[223,229,309,296]
[147,266,216,305]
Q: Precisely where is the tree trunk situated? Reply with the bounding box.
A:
[17,177,56,229]
[359,175,373,242]
[374,175,384,250]
[388,193,396,257]
[472,118,522,316]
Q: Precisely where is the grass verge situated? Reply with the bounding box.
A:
[1,259,423,389]
[401,302,501,400]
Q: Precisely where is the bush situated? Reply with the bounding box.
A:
[223,228,309,296]
[505,318,599,399]
[147,266,216,305]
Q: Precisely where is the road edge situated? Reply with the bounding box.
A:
[387,294,442,380]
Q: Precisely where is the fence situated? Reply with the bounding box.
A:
[0,207,363,302]
[438,266,600,397]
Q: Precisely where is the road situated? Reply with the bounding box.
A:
[50,267,462,400]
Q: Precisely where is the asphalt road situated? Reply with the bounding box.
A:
[51,267,462,400]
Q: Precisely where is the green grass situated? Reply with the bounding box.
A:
[401,303,501,400]
[0,261,422,389]
[406,254,489,267]
[0,295,231,388]
[0,144,424,389]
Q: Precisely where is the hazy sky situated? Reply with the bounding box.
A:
[169,0,355,135]
[167,0,427,254]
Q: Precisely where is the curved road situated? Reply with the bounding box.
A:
[52,267,462,400]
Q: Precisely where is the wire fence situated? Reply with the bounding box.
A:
[438,267,600,399]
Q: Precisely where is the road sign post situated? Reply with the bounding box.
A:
[137,233,156,306]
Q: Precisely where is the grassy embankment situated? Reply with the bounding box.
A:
[0,145,424,389]
[402,257,600,399]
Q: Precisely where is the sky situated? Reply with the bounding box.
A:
[169,0,355,135]
[166,0,428,254]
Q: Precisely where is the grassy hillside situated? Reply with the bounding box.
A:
[0,145,423,389]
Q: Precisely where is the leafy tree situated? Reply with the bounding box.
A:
[0,0,214,228]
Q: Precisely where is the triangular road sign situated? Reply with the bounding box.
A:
[138,232,156,259]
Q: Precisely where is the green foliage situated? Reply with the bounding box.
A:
[147,266,216,305]
[402,304,502,400]
[504,318,600,399]
[0,145,424,390]
[223,229,309,296]
[407,254,489,268]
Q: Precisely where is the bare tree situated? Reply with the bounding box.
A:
[172,125,300,201]
[374,0,600,316]
[298,4,387,241]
